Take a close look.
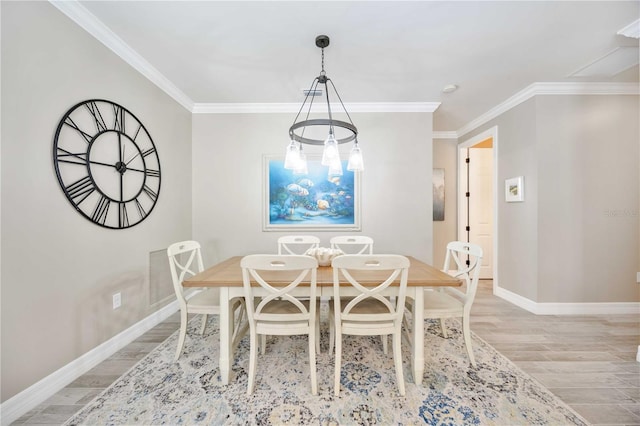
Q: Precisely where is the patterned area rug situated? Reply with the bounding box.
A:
[65,309,588,425]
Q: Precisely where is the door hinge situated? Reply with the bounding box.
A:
[466,259,471,266]
[465,157,470,163]
[466,192,470,197]
[465,226,470,232]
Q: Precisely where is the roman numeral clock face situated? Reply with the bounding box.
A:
[53,99,161,229]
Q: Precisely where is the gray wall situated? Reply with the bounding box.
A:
[461,94,639,303]
[192,112,434,264]
[536,95,639,302]
[494,100,540,300]
[1,2,192,401]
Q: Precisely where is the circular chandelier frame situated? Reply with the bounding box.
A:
[289,119,357,146]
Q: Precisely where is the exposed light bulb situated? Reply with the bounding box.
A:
[327,158,343,178]
[284,140,300,170]
[321,132,340,166]
[347,142,364,171]
[293,151,308,175]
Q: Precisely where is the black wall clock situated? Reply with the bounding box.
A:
[53,99,161,229]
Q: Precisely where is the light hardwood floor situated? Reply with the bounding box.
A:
[12,281,640,425]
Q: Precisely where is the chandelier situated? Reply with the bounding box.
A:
[284,35,364,177]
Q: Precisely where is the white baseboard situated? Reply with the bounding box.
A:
[0,301,179,426]
[494,285,539,313]
[494,285,640,315]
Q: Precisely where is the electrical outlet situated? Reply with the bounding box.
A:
[112,292,122,310]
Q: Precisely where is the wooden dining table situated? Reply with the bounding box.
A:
[183,255,461,386]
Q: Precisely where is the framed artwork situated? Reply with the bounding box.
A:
[263,155,361,231]
[505,176,524,202]
[433,168,445,221]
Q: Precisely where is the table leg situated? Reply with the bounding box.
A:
[411,287,425,385]
[219,287,233,385]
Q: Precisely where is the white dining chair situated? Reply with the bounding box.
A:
[277,235,320,255]
[330,235,374,254]
[241,254,319,395]
[329,236,391,353]
[405,241,483,367]
[272,235,321,352]
[167,241,245,361]
[331,254,410,396]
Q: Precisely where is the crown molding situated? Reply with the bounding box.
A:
[618,19,640,39]
[192,102,440,114]
[456,82,640,138]
[49,0,194,111]
[432,131,458,140]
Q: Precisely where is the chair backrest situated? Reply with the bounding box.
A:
[167,240,205,305]
[241,255,318,330]
[330,236,374,254]
[277,235,320,255]
[332,254,409,325]
[442,241,483,308]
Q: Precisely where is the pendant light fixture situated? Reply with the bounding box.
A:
[284,35,363,177]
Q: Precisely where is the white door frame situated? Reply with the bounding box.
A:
[457,126,499,293]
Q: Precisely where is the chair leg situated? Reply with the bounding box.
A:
[401,307,413,343]
[316,300,325,354]
[381,335,388,355]
[462,314,476,367]
[315,314,321,354]
[392,331,406,396]
[174,309,188,361]
[328,315,335,354]
[329,318,336,354]
[247,331,259,395]
[260,335,266,354]
[231,301,240,342]
[334,333,342,396]
[231,300,249,343]
[199,314,208,335]
[439,318,448,338]
[309,326,318,395]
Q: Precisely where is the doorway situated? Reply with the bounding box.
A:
[457,127,498,284]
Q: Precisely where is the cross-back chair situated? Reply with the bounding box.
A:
[241,254,319,395]
[330,235,374,254]
[405,241,483,367]
[277,235,320,255]
[167,240,245,361]
[331,254,410,396]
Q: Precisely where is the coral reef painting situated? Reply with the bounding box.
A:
[263,156,360,230]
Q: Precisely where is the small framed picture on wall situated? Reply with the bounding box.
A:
[505,176,524,202]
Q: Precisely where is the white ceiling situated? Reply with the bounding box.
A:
[65,1,639,133]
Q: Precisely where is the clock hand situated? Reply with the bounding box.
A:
[125,151,141,166]
[125,166,145,173]
[89,159,120,169]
